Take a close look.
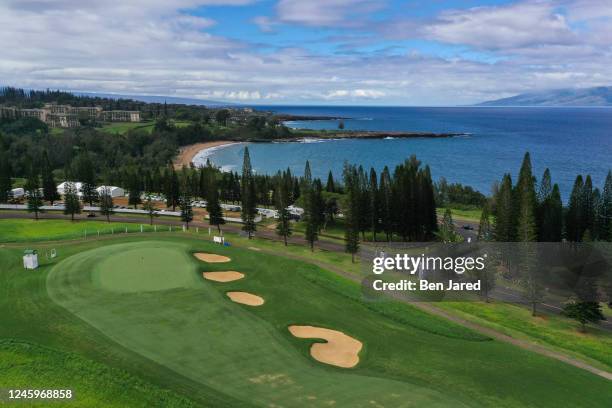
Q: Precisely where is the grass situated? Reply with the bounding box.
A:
[100,121,155,135]
[0,218,167,242]
[437,301,612,370]
[100,120,191,135]
[437,207,483,223]
[0,340,196,407]
[1,234,611,407]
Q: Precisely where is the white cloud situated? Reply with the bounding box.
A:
[0,0,611,105]
[325,89,385,99]
[422,1,577,50]
[275,0,384,27]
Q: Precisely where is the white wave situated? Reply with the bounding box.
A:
[192,142,242,164]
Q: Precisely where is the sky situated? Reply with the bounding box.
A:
[1,0,611,105]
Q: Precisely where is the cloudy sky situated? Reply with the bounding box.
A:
[1,0,611,105]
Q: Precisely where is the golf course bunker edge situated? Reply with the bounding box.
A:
[288,325,363,368]
[226,291,265,306]
[203,271,245,282]
[194,252,231,263]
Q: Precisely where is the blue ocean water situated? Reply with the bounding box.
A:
[197,106,612,199]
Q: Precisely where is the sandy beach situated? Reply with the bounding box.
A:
[174,140,235,168]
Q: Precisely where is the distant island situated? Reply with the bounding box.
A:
[477,86,612,107]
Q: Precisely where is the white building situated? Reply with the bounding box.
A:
[96,186,125,198]
[23,249,39,269]
[11,187,24,198]
[287,205,304,216]
[57,181,83,196]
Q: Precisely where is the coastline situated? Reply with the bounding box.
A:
[174,141,236,168]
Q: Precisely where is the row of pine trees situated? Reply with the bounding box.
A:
[486,153,612,243]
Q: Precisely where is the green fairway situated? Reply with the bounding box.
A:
[0,340,195,407]
[100,121,155,135]
[33,237,612,407]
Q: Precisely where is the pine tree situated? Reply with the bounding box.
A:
[326,171,335,193]
[75,152,98,211]
[63,182,81,221]
[420,166,438,240]
[240,147,257,239]
[566,175,584,242]
[599,171,612,241]
[99,187,114,222]
[477,203,492,241]
[304,179,323,251]
[343,164,360,262]
[179,192,193,229]
[437,208,460,242]
[494,174,514,241]
[141,193,159,225]
[128,173,142,209]
[165,166,180,211]
[303,160,312,189]
[25,169,43,220]
[541,184,563,242]
[379,167,393,241]
[516,152,538,242]
[275,178,292,246]
[41,150,59,205]
[0,146,12,203]
[207,176,225,233]
[369,168,379,241]
[582,175,595,237]
[563,301,606,332]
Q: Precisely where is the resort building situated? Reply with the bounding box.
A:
[101,110,140,122]
[0,103,140,128]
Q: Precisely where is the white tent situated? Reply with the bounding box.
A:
[11,187,24,198]
[96,186,125,198]
[57,181,83,195]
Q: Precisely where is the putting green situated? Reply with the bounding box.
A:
[93,245,199,293]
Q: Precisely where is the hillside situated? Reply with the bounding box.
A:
[477,87,612,107]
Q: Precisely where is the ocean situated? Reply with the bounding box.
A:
[194,106,612,199]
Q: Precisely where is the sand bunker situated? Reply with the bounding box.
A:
[194,253,231,263]
[203,271,245,282]
[226,291,265,306]
[288,326,363,368]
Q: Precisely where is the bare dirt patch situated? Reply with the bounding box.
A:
[288,325,362,368]
[226,291,265,306]
[194,253,231,263]
[203,271,245,282]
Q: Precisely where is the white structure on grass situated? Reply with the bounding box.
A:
[23,249,39,269]
[96,186,125,197]
[57,181,83,196]
[11,187,24,198]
